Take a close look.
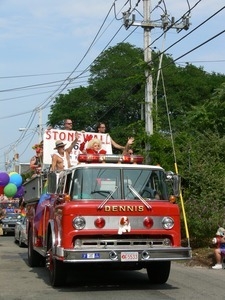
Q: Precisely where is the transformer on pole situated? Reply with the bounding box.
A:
[122,0,190,162]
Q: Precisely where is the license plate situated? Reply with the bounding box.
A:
[82,253,100,259]
[121,252,138,261]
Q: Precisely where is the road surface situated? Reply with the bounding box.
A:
[0,234,224,300]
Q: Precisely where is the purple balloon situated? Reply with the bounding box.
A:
[0,172,10,187]
[14,185,24,198]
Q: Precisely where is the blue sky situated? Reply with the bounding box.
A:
[0,0,224,170]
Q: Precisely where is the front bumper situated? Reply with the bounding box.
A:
[2,225,16,233]
[58,246,192,263]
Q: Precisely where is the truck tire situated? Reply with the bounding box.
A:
[28,227,45,267]
[146,261,171,284]
[47,232,66,287]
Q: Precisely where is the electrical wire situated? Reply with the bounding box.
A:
[2,0,130,163]
[3,1,224,165]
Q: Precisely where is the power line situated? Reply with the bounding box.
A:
[0,70,76,79]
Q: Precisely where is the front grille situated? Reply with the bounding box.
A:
[74,237,170,249]
[8,224,15,228]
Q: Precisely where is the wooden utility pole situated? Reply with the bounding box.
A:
[122,0,190,162]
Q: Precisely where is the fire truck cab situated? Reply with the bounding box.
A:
[25,154,191,287]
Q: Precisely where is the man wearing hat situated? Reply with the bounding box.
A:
[30,141,43,176]
[51,133,79,171]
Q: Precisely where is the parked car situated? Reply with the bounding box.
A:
[1,213,22,235]
[14,216,28,247]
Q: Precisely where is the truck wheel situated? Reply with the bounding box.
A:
[47,233,66,287]
[146,261,171,284]
[28,227,44,267]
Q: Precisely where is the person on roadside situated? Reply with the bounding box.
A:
[6,204,14,213]
[212,228,225,269]
[95,122,133,152]
[0,207,5,222]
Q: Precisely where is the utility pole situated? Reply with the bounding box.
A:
[143,0,153,158]
[122,0,190,161]
[37,107,43,143]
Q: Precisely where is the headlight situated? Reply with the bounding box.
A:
[162,217,174,229]
[72,216,86,230]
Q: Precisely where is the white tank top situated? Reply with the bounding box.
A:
[55,152,68,169]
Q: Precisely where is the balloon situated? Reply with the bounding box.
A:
[0,185,4,194]
[0,172,10,186]
[14,186,24,198]
[9,173,23,187]
[4,183,17,198]
[9,172,17,176]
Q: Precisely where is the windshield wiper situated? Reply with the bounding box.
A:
[128,184,152,210]
[97,186,119,210]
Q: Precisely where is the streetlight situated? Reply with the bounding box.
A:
[19,126,42,142]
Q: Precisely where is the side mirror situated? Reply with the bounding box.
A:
[172,174,180,197]
[166,171,180,197]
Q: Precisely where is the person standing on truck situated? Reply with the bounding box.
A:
[51,133,79,171]
[63,119,73,130]
[95,122,126,152]
[122,137,135,155]
[30,141,43,176]
[86,138,107,154]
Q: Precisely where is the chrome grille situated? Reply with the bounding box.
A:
[74,238,170,249]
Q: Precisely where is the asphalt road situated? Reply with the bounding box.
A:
[0,232,225,300]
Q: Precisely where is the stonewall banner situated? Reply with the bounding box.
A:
[43,129,112,165]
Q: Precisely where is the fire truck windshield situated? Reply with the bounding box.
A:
[71,167,169,201]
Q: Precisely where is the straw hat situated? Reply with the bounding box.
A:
[54,140,67,149]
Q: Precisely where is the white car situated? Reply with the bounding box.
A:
[14,216,28,247]
[1,213,21,236]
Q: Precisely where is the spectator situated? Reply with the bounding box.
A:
[0,207,5,222]
[86,138,107,155]
[6,204,14,213]
[212,227,225,269]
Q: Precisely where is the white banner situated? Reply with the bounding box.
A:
[43,129,112,165]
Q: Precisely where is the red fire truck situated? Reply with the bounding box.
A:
[24,154,191,287]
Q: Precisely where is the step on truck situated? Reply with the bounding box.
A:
[24,154,191,287]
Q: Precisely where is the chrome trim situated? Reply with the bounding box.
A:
[73,238,171,248]
[62,247,192,263]
[73,216,169,230]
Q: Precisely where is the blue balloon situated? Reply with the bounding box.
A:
[0,172,10,187]
[9,173,22,187]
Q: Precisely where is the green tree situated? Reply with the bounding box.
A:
[186,82,225,136]
[169,130,225,242]
[48,86,98,130]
